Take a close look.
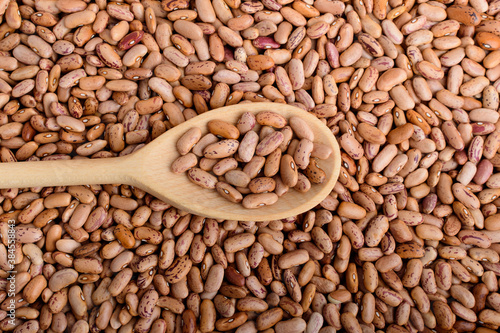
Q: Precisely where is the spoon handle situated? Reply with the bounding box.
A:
[0,156,134,189]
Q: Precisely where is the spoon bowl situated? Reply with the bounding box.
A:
[0,103,341,221]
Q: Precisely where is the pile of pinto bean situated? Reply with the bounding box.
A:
[3,0,500,332]
[173,111,331,208]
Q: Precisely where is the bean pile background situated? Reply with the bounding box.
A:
[2,0,500,332]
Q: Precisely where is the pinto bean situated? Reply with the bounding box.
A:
[4,1,500,333]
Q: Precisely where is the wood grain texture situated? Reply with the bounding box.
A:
[0,103,341,221]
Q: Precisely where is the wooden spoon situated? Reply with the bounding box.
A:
[0,103,341,221]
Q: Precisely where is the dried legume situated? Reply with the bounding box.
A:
[4,1,500,333]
